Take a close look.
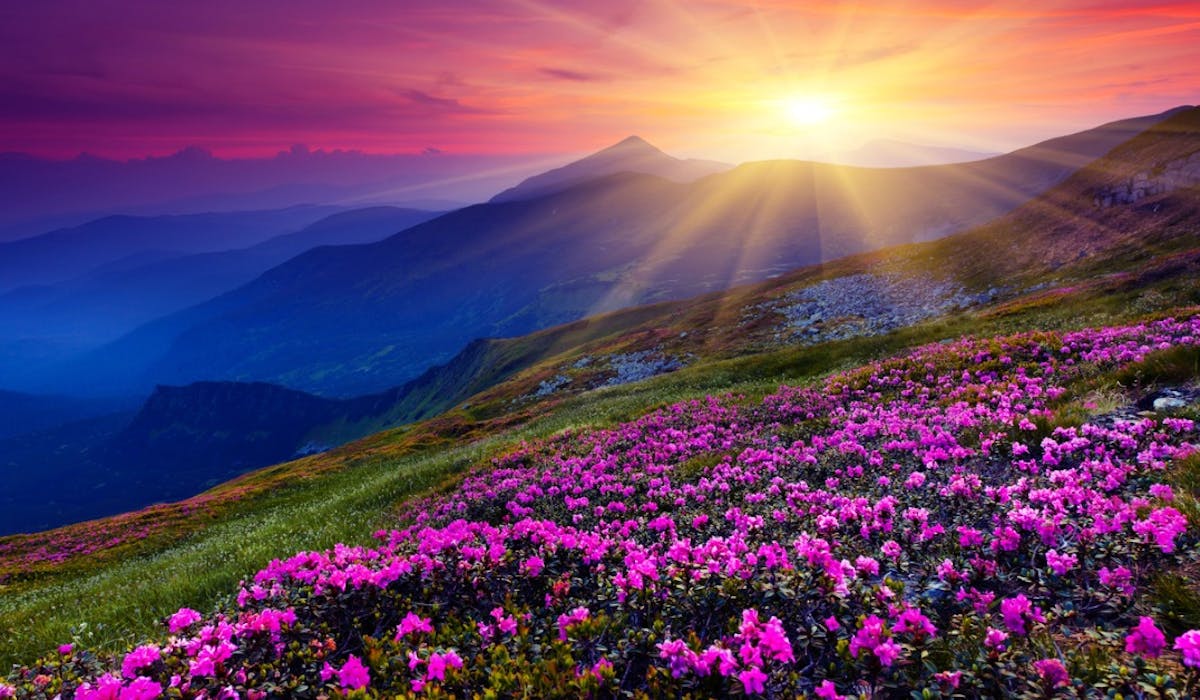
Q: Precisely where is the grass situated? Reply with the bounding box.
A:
[1112,344,1200,388]
[2,247,1199,671]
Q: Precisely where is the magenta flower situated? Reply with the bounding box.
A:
[1098,566,1135,595]
[984,627,1008,651]
[74,674,124,700]
[894,606,937,640]
[849,615,900,666]
[121,644,161,679]
[122,677,164,700]
[1125,616,1166,658]
[426,650,463,681]
[522,554,545,576]
[337,654,371,691]
[814,679,844,699]
[933,670,962,689]
[1045,549,1076,576]
[1032,658,1069,687]
[395,611,434,640]
[167,607,202,634]
[738,666,768,695]
[1174,630,1200,667]
[1000,594,1042,635]
[557,605,591,641]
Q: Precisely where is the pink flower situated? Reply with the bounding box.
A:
[1174,630,1200,667]
[1032,658,1069,687]
[522,555,545,577]
[557,606,590,641]
[122,677,164,700]
[824,616,840,631]
[894,606,937,640]
[396,611,434,640]
[1000,594,1042,635]
[121,644,161,679]
[1125,616,1166,658]
[849,615,899,666]
[1045,549,1076,576]
[1133,507,1188,553]
[168,608,202,634]
[874,639,901,666]
[814,680,844,700]
[881,540,902,559]
[59,643,74,655]
[338,654,371,691]
[1098,566,1135,595]
[75,674,123,700]
[426,650,463,681]
[1149,483,1175,500]
[738,666,768,695]
[984,627,1008,651]
[657,639,694,678]
[188,640,235,679]
[934,670,962,689]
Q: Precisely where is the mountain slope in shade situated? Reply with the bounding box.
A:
[0,205,343,294]
[0,390,131,440]
[37,107,1187,399]
[0,207,442,348]
[489,135,730,202]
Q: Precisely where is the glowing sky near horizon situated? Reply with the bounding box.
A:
[2,0,1198,162]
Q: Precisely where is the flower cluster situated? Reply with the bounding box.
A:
[5,316,1200,697]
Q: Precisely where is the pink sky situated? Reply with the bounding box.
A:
[2,0,1198,162]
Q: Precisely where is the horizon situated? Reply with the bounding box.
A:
[5,103,1196,168]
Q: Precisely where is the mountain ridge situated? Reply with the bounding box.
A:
[489,135,730,203]
[33,107,1185,399]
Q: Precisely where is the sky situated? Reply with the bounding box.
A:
[3,0,1199,163]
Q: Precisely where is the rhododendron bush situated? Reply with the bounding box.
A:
[6,317,1200,698]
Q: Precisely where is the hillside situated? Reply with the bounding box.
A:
[1,152,1198,676]
[5,107,1196,536]
[5,312,1200,697]
[52,108,1185,399]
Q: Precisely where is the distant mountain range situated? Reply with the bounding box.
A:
[0,205,344,294]
[0,147,546,240]
[39,106,1183,399]
[0,207,442,350]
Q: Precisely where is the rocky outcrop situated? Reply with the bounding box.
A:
[763,273,994,345]
[1093,151,1200,207]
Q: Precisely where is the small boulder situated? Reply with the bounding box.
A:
[1153,396,1188,411]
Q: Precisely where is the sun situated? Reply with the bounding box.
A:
[779,96,837,126]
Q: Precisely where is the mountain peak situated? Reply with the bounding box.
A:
[490,135,726,203]
[606,135,660,152]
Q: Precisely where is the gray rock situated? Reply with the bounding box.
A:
[1153,397,1188,411]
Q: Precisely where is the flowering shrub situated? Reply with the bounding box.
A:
[5,317,1200,698]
